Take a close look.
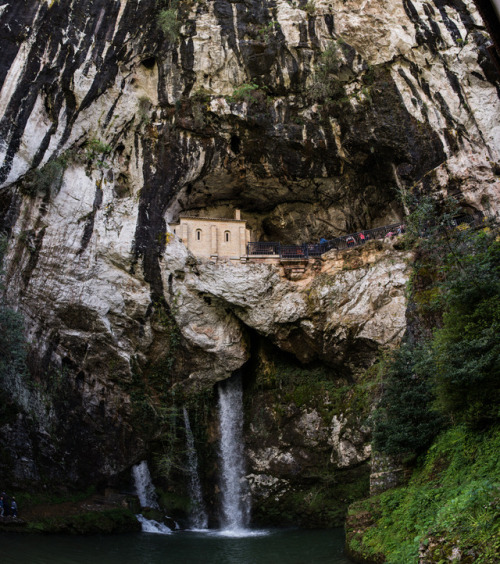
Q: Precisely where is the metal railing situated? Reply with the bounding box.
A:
[325,222,404,252]
[449,214,484,229]
[247,242,281,255]
[246,214,486,260]
[246,223,405,258]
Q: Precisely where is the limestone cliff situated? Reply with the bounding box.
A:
[0,0,498,524]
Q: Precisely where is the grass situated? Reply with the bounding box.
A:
[227,83,261,103]
[347,425,500,563]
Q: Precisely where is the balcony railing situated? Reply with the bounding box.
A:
[246,214,486,260]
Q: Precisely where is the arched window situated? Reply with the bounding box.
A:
[196,229,202,241]
[224,231,230,242]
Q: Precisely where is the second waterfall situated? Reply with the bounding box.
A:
[218,374,251,532]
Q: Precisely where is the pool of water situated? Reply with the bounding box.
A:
[1,527,353,563]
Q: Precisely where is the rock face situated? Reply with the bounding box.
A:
[0,0,498,522]
[163,239,409,383]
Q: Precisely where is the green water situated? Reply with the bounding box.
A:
[1,528,352,563]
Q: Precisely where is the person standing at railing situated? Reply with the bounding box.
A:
[346,236,356,247]
[359,232,365,244]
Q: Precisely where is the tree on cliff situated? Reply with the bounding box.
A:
[373,344,443,455]
[431,229,500,425]
[374,199,500,455]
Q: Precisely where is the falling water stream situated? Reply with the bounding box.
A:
[132,461,172,534]
[132,460,159,509]
[183,407,208,529]
[218,374,251,534]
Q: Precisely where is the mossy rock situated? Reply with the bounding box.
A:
[157,490,190,519]
[26,508,141,534]
[253,465,370,528]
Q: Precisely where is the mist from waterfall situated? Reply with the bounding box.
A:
[183,407,208,529]
[218,374,251,532]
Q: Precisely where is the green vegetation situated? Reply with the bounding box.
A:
[19,138,111,195]
[190,88,211,104]
[347,425,500,563]
[309,40,346,101]
[228,83,261,104]
[248,346,378,527]
[0,303,27,393]
[123,299,190,482]
[157,489,191,518]
[373,343,443,455]
[16,488,96,509]
[20,153,72,197]
[85,138,112,168]
[26,508,140,534]
[0,235,26,421]
[374,198,499,456]
[254,466,369,528]
[257,21,280,41]
[431,231,500,425]
[253,351,380,426]
[303,1,316,16]
[157,1,180,43]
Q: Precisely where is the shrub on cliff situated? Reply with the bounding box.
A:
[309,40,347,101]
[157,4,179,42]
[19,156,69,197]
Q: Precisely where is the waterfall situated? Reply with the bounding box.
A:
[132,461,172,534]
[218,374,251,531]
[132,460,159,509]
[183,407,208,529]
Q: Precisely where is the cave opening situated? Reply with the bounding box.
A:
[141,57,156,69]
[230,135,241,154]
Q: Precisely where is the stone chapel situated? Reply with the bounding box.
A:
[170,209,252,259]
